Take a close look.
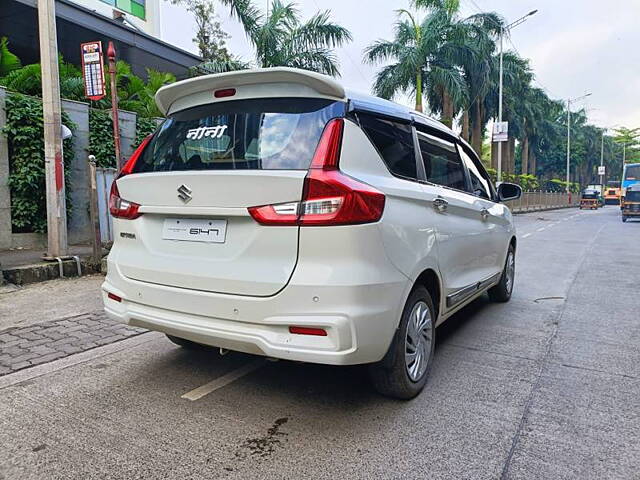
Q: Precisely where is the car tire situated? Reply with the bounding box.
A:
[165,334,206,349]
[368,285,436,400]
[622,216,627,223]
[488,245,515,303]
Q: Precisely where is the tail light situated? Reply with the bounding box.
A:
[109,135,152,220]
[248,119,385,226]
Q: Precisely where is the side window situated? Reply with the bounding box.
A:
[358,114,418,180]
[458,145,492,200]
[417,132,467,191]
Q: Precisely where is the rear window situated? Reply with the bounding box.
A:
[134,98,345,172]
[357,114,418,180]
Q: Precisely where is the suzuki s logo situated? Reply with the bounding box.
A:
[177,184,192,203]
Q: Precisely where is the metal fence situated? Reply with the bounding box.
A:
[95,167,116,243]
[505,191,579,214]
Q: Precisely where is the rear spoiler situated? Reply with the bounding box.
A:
[155,67,347,115]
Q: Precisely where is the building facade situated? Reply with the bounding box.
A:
[67,0,162,38]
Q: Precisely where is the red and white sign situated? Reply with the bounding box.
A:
[81,41,105,101]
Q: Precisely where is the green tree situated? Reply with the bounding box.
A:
[613,126,640,164]
[168,0,233,63]
[0,37,21,77]
[116,61,176,117]
[203,0,351,76]
[363,6,468,118]
[0,57,85,102]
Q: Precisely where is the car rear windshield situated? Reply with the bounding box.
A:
[133,98,345,172]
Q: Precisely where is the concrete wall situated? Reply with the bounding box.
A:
[63,99,91,245]
[0,89,11,250]
[0,87,152,250]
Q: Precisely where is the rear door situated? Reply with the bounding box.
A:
[113,97,344,296]
[415,129,493,308]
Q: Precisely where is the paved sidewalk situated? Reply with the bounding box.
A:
[0,311,146,375]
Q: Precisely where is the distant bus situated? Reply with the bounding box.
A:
[622,163,640,190]
[621,163,640,207]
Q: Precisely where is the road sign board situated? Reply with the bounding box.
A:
[598,165,606,176]
[81,42,105,101]
[492,121,508,142]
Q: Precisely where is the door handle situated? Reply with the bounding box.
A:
[480,208,490,220]
[433,197,448,213]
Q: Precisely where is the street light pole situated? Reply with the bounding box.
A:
[565,92,592,193]
[566,100,571,193]
[496,9,537,183]
[37,0,68,258]
[497,29,504,182]
[600,130,605,187]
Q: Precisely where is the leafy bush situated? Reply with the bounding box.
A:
[3,93,74,233]
[88,109,116,168]
[134,116,159,148]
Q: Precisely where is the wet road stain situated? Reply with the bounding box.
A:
[237,417,289,459]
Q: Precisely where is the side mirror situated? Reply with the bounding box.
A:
[497,182,522,202]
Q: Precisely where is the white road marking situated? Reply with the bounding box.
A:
[181,359,266,401]
[522,233,532,238]
[537,227,545,232]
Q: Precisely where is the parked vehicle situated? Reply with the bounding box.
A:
[621,184,640,222]
[579,189,600,210]
[604,186,621,205]
[621,163,640,208]
[102,68,521,399]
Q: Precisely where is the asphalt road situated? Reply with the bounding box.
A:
[1,206,639,480]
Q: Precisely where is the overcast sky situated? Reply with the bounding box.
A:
[160,0,640,130]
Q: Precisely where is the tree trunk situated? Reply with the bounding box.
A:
[521,135,529,175]
[415,71,423,112]
[471,99,483,156]
[530,150,536,177]
[508,137,516,174]
[441,88,453,128]
[461,110,470,141]
[491,141,498,170]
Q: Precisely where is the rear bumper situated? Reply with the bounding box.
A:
[102,224,411,365]
[103,274,407,365]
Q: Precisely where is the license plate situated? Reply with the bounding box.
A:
[162,218,227,243]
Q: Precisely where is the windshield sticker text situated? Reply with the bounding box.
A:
[186,125,228,140]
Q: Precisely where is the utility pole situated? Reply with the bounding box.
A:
[38,0,68,258]
[496,9,537,183]
[107,42,123,170]
[600,130,605,187]
[565,92,591,193]
[566,100,571,193]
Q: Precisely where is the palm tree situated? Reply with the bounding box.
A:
[0,56,85,102]
[117,63,176,117]
[455,13,503,150]
[0,37,21,77]
[211,0,352,76]
[363,7,467,119]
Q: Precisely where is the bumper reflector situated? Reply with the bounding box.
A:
[107,292,122,303]
[289,326,327,336]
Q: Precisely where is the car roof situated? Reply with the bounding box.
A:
[156,68,460,143]
[345,89,459,142]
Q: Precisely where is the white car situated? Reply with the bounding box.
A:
[103,68,521,399]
